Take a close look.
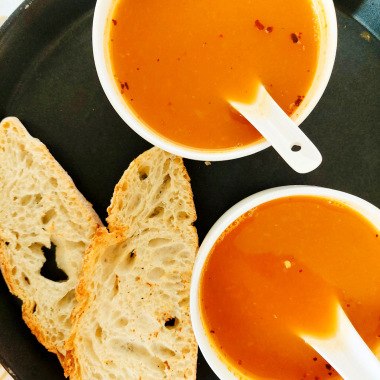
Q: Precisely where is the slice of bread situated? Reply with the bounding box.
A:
[0,117,102,363]
[64,147,198,380]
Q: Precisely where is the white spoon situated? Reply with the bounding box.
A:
[229,85,322,174]
[301,304,380,380]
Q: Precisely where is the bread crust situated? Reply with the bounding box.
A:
[0,117,102,363]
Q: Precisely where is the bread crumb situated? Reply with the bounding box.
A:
[284,260,291,269]
[360,31,370,41]
[205,161,211,166]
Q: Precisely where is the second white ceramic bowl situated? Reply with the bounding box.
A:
[93,0,337,161]
[190,185,380,380]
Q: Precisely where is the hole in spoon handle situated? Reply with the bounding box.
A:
[291,144,302,152]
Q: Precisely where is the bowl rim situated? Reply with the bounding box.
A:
[92,0,338,161]
[189,185,380,380]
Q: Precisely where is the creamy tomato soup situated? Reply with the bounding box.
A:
[200,196,380,380]
[109,0,319,150]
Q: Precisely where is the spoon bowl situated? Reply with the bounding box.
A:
[301,304,380,380]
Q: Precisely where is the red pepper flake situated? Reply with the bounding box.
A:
[125,82,129,90]
[112,19,117,26]
[291,33,298,43]
[210,330,215,333]
[347,304,350,307]
[238,360,242,365]
[326,364,332,370]
[137,68,139,70]
[219,34,223,38]
[266,26,273,33]
[303,374,307,379]
[168,102,172,106]
[255,20,265,30]
[157,59,160,62]
[121,83,125,89]
[121,90,124,94]
[299,269,303,273]
[328,373,332,376]
[315,378,320,380]
[131,99,133,101]
[376,234,378,237]
[294,96,303,107]
[313,357,317,361]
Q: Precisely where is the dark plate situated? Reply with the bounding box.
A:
[0,0,379,379]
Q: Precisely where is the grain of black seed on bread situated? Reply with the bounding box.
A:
[0,117,102,363]
[64,147,199,380]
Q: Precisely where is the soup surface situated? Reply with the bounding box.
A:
[109,0,319,150]
[200,196,380,380]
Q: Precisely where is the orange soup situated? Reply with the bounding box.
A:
[109,0,319,150]
[200,196,380,380]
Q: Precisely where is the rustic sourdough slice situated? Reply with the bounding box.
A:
[65,147,198,380]
[0,117,102,363]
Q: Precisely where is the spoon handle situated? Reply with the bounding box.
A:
[302,305,380,380]
[230,85,322,174]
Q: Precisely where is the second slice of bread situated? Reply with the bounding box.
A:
[0,117,102,363]
[64,147,198,380]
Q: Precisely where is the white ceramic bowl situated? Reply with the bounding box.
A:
[93,0,337,161]
[190,185,380,380]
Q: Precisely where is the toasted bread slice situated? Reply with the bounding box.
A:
[65,147,198,380]
[0,117,102,363]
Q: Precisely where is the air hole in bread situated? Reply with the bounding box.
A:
[57,290,77,310]
[25,156,33,169]
[49,177,58,188]
[155,175,171,200]
[179,296,189,308]
[139,166,150,180]
[110,275,119,299]
[163,158,171,173]
[22,273,30,285]
[164,317,178,329]
[148,238,171,247]
[151,341,176,359]
[5,242,9,246]
[147,267,165,282]
[19,149,27,161]
[177,211,189,221]
[32,303,37,313]
[11,267,16,275]
[42,209,57,225]
[40,242,69,282]
[115,317,129,328]
[20,194,32,206]
[149,206,164,219]
[95,325,103,341]
[35,193,43,204]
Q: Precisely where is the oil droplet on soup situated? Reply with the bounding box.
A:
[109,0,319,150]
[200,196,380,380]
